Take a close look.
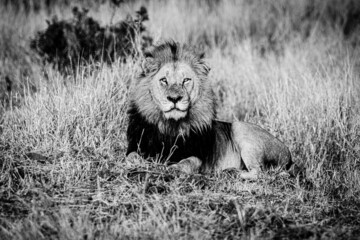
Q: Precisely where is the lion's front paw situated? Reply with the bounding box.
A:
[168,157,202,174]
[168,163,192,174]
[126,152,143,166]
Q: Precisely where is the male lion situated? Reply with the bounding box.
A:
[126,41,292,179]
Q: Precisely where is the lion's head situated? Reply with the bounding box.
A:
[130,41,215,136]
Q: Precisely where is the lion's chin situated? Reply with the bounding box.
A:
[163,109,187,120]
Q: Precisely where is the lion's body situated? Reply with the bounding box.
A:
[126,41,292,179]
[127,106,234,172]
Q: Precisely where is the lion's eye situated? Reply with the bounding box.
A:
[159,77,168,85]
[183,78,191,84]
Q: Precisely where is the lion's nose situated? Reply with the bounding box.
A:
[167,95,183,103]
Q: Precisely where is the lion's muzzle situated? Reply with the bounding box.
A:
[167,95,183,104]
[163,86,189,120]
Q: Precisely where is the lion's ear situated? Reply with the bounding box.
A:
[141,57,149,73]
[140,46,156,73]
[202,62,211,75]
[197,60,211,76]
[141,57,157,74]
[197,52,211,75]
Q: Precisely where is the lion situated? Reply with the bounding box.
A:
[126,41,292,179]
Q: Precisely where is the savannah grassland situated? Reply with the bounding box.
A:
[1,0,360,239]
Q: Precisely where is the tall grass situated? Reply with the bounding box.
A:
[1,0,360,239]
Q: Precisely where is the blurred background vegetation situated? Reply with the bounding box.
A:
[1,0,360,109]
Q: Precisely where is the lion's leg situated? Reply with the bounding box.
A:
[238,169,259,180]
[239,147,262,180]
[168,156,202,174]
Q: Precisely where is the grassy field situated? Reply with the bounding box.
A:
[1,0,360,239]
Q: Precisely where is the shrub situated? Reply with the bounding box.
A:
[30,6,152,74]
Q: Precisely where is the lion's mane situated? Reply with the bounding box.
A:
[132,41,215,134]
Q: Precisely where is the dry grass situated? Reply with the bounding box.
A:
[1,0,360,239]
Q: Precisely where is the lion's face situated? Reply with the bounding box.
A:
[131,41,215,135]
[151,62,200,120]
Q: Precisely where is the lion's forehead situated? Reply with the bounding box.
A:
[158,62,196,84]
